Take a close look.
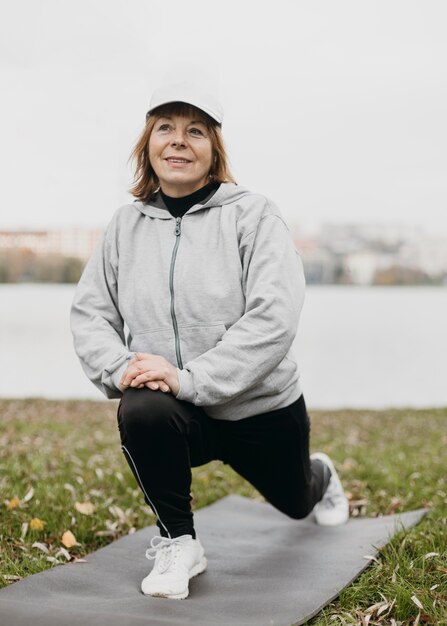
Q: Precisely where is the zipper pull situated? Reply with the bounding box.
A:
[174,217,182,236]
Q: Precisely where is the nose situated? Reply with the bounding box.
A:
[171,128,187,147]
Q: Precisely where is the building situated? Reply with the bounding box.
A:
[0,228,103,260]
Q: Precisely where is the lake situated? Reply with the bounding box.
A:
[1,284,445,409]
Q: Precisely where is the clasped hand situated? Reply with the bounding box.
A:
[119,353,180,396]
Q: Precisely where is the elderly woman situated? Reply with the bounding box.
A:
[70,83,349,600]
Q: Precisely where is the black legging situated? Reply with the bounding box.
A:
[117,389,330,539]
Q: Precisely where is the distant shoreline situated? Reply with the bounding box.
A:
[1,397,446,412]
[1,281,447,288]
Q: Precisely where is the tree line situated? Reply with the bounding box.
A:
[0,249,85,283]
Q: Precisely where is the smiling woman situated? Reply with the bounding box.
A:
[129,96,235,202]
[70,82,350,602]
[148,114,213,197]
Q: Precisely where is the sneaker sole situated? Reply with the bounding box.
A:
[146,557,208,600]
[314,510,349,526]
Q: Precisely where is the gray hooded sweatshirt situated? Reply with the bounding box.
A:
[70,183,305,421]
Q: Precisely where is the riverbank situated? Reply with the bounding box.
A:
[0,399,446,624]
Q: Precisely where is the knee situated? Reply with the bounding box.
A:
[118,388,178,438]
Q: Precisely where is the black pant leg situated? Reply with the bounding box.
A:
[117,387,219,539]
[219,394,330,519]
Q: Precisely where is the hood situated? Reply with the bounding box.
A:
[132,183,253,219]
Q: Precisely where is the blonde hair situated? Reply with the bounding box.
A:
[129,102,236,202]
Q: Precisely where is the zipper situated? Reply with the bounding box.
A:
[169,217,183,369]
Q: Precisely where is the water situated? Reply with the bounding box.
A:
[1,284,446,408]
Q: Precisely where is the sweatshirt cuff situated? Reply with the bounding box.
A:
[110,354,136,392]
[175,368,195,403]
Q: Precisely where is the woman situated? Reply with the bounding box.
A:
[70,83,349,601]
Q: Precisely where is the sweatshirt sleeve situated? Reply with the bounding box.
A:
[175,211,305,406]
[70,215,135,399]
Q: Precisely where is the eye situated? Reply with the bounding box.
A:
[157,123,171,131]
[188,127,205,136]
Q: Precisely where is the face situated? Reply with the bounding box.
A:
[148,113,213,197]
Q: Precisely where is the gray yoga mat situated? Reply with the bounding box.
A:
[0,495,427,626]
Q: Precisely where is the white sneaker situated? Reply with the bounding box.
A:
[141,534,207,599]
[310,452,349,526]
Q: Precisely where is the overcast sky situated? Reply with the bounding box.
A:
[1,0,446,234]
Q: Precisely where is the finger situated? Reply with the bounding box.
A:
[120,370,135,387]
[142,381,171,392]
[130,370,167,387]
[120,365,144,386]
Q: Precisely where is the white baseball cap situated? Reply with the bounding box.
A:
[146,83,224,126]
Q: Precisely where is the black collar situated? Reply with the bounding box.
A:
[160,182,220,217]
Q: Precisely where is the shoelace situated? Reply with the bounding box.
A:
[145,536,185,574]
[321,474,346,509]
[321,493,346,508]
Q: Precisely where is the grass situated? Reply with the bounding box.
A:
[0,398,446,625]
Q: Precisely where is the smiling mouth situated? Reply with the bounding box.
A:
[165,158,192,164]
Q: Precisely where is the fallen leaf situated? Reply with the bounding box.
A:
[391,564,399,583]
[94,530,118,537]
[365,600,386,614]
[363,554,381,565]
[7,497,21,510]
[411,594,423,610]
[22,487,35,503]
[423,552,439,560]
[388,497,402,513]
[29,518,46,531]
[75,501,95,515]
[32,541,49,554]
[349,499,368,507]
[108,505,130,524]
[20,522,29,541]
[105,520,118,531]
[377,602,390,616]
[356,611,371,626]
[2,575,22,581]
[61,530,78,548]
[55,547,71,561]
